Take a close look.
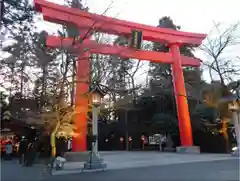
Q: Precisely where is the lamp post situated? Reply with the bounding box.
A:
[91,86,104,153]
[219,91,240,156]
[228,100,240,156]
[0,91,3,129]
[83,84,107,170]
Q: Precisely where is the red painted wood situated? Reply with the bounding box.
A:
[46,36,201,67]
[170,44,193,146]
[71,30,91,152]
[72,52,89,152]
[34,0,206,45]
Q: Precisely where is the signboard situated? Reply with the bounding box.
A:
[148,134,161,145]
[129,30,142,49]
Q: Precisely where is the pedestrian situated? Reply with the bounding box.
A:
[18,136,28,164]
[5,141,13,160]
[25,142,34,166]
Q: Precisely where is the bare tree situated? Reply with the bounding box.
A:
[200,22,240,85]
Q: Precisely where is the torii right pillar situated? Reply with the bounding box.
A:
[170,43,199,153]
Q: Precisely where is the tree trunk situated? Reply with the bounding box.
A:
[20,62,25,96]
[9,62,15,98]
[222,119,230,153]
[58,53,71,104]
[40,66,47,110]
[70,57,76,106]
[51,121,60,157]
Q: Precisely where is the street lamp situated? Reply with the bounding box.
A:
[228,99,240,156]
[91,89,103,107]
[91,85,105,153]
[84,84,107,170]
[219,95,240,156]
[228,100,240,112]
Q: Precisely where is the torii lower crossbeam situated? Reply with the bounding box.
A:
[46,36,201,67]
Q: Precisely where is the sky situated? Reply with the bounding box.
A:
[42,0,240,34]
[35,0,240,84]
[1,0,240,93]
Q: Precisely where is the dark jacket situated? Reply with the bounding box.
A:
[19,140,28,154]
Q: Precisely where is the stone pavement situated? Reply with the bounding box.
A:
[1,159,46,181]
[49,159,240,181]
[1,158,238,181]
[52,151,236,175]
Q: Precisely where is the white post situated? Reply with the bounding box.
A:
[92,106,99,153]
[232,112,240,151]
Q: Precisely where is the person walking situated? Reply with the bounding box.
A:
[18,137,28,164]
[5,141,13,160]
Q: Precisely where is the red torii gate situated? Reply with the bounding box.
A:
[34,0,206,152]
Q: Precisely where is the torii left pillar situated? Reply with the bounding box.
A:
[72,51,89,152]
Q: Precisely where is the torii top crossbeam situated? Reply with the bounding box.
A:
[34,0,206,46]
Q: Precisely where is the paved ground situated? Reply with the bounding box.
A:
[50,159,240,181]
[1,159,45,181]
[1,152,239,181]
[53,151,237,175]
[1,159,239,181]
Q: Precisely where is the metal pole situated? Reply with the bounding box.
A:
[125,110,128,150]
[0,92,2,129]
[232,111,240,151]
[236,87,240,151]
[92,106,99,153]
[236,113,240,150]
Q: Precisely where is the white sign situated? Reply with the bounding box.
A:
[148,134,161,145]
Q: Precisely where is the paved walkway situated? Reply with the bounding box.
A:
[49,160,239,181]
[1,152,237,180]
[52,151,236,175]
[1,159,46,181]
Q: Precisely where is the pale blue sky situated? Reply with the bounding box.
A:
[43,0,240,34]
[36,0,240,84]
[1,0,239,91]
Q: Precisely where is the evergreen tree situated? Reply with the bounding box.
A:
[63,0,89,105]
[31,31,61,111]
[2,0,35,41]
[107,36,135,97]
[149,16,195,80]
[2,0,34,26]
[1,32,33,97]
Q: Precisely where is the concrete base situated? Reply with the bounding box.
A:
[176,146,200,153]
[163,147,176,152]
[231,148,239,157]
[83,152,107,170]
[64,152,89,162]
